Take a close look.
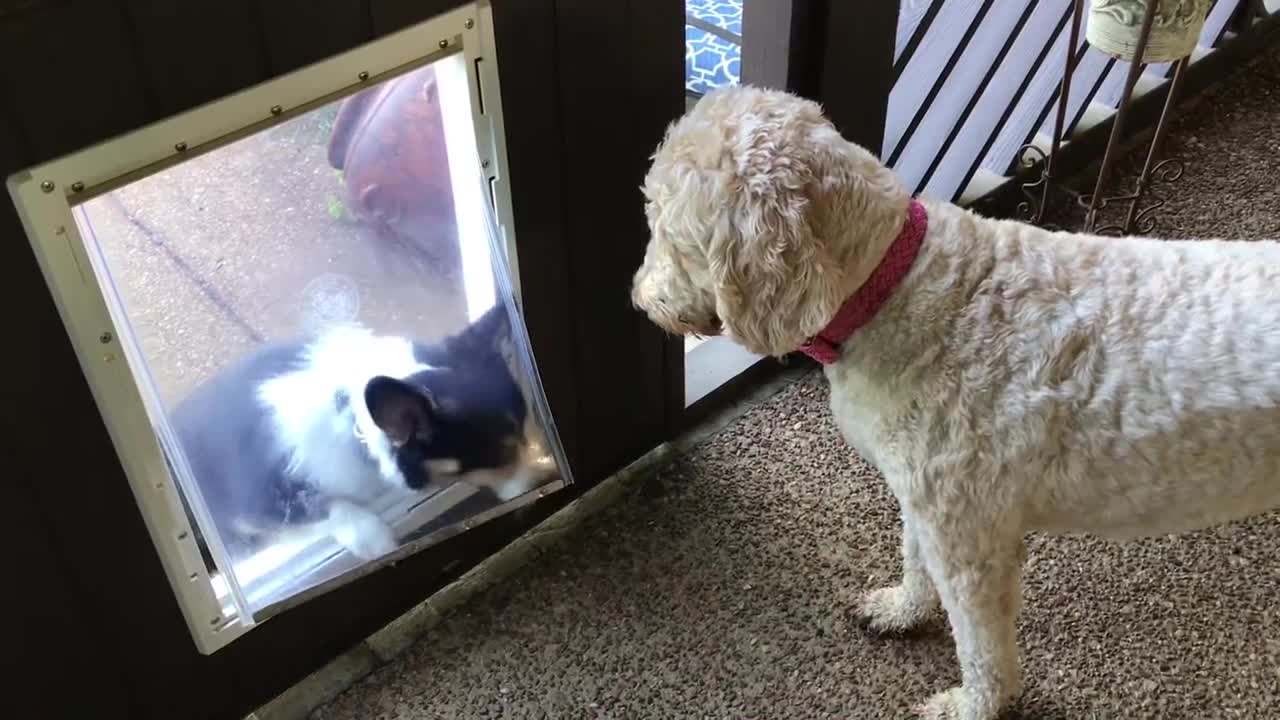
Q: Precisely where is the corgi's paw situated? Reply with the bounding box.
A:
[328,501,398,561]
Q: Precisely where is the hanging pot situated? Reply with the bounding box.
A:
[1086,0,1212,63]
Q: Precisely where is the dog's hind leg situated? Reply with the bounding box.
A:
[859,507,940,633]
[914,519,1024,720]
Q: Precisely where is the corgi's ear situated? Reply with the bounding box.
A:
[445,301,512,357]
[365,376,437,446]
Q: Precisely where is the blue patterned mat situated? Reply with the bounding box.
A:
[686,0,742,96]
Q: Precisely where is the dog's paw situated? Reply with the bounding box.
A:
[858,585,935,634]
[328,504,399,561]
[341,525,398,561]
[915,688,994,720]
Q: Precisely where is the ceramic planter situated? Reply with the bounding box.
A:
[1086,0,1212,62]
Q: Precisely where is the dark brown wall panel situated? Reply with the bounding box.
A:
[555,0,685,480]
[0,82,27,183]
[0,1,153,162]
[489,0,583,470]
[368,0,465,34]
[258,0,373,74]
[0,4,176,714]
[0,489,137,718]
[817,0,901,154]
[627,0,688,442]
[124,0,271,117]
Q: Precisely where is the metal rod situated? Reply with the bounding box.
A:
[1038,0,1086,221]
[1120,54,1190,234]
[1083,0,1160,232]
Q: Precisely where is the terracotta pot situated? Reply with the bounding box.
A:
[1086,0,1211,63]
[327,65,458,255]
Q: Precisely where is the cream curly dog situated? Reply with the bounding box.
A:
[631,85,1280,719]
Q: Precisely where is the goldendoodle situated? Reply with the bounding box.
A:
[632,84,1280,719]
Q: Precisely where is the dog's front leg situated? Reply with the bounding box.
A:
[912,518,1024,720]
[859,507,939,633]
[324,498,399,561]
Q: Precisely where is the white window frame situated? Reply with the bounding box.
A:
[4,1,553,655]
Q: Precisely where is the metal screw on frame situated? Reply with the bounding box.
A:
[174,141,188,152]
[70,181,85,193]
[464,18,475,29]
[270,105,283,116]
[358,70,370,81]
[99,331,113,344]
[39,180,54,193]
[438,38,450,49]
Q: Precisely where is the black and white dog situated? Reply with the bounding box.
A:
[171,303,540,564]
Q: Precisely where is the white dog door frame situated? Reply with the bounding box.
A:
[5,1,572,655]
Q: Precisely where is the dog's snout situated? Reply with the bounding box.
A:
[680,312,722,337]
[630,280,647,310]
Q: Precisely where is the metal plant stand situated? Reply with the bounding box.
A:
[1016,0,1195,235]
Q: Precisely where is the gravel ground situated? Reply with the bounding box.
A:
[311,40,1280,720]
[80,100,469,406]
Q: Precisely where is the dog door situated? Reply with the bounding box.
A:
[6,2,572,655]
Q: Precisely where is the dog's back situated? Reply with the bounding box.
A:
[853,202,1280,539]
[170,340,351,560]
[1028,228,1280,536]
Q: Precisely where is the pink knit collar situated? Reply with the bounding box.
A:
[797,199,928,365]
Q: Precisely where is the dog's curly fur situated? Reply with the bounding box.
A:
[632,85,1280,719]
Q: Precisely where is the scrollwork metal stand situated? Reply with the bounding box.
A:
[1016,0,1192,236]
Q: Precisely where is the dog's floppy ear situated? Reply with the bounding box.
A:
[365,376,438,446]
[704,124,846,357]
